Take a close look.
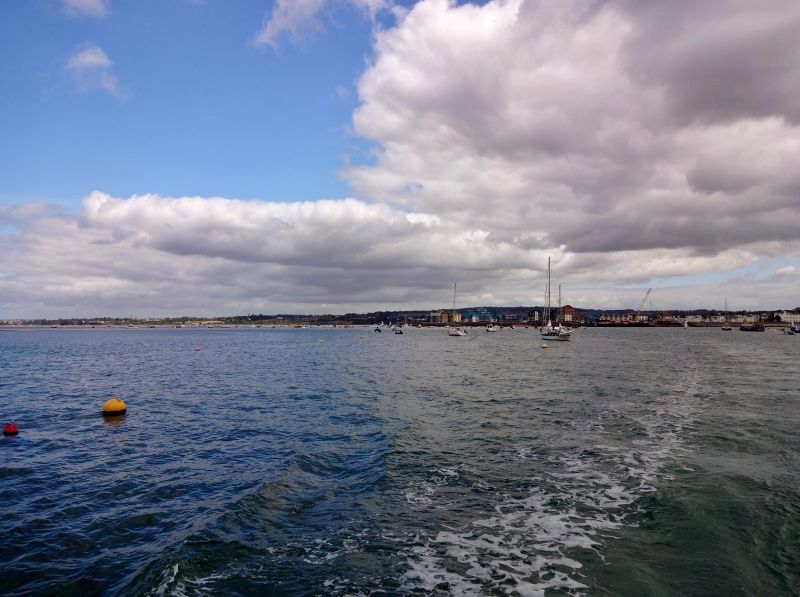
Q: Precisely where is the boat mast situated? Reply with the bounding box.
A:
[558,284,562,325]
[545,257,552,325]
[452,282,457,326]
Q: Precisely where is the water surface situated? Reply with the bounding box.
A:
[1,327,798,595]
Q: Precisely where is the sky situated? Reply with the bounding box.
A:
[1,0,798,318]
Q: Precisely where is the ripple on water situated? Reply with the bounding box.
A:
[1,327,798,595]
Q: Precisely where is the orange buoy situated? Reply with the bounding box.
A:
[3,422,18,436]
[102,397,127,417]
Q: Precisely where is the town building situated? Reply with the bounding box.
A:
[775,310,800,323]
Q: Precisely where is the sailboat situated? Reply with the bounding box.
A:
[540,258,571,341]
[721,297,732,331]
[447,283,467,336]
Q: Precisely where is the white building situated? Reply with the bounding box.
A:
[775,310,800,323]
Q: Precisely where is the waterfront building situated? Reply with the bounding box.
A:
[562,305,574,322]
[775,310,800,323]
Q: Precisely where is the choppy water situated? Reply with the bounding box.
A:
[1,326,798,595]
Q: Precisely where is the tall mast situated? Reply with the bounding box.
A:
[452,282,457,324]
[546,257,551,324]
[558,283,562,325]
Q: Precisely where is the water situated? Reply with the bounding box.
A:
[1,326,798,595]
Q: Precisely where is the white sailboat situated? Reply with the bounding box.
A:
[447,283,467,336]
[540,258,571,341]
[722,297,732,331]
[485,323,498,332]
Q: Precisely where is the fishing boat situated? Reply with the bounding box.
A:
[447,283,467,336]
[540,258,571,341]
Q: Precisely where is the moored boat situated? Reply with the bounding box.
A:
[722,297,732,330]
[446,283,467,337]
[540,258,571,341]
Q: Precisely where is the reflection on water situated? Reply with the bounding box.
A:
[102,414,126,428]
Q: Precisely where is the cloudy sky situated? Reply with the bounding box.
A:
[1,0,798,318]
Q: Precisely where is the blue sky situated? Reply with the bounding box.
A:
[0,1,381,207]
[1,0,798,317]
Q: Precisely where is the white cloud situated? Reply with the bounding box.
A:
[65,44,122,98]
[62,0,110,19]
[66,45,112,71]
[4,0,800,317]
[253,0,394,48]
[0,192,796,318]
[343,0,800,274]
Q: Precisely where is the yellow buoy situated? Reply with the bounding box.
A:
[102,397,127,416]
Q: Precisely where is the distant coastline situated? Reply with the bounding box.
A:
[2,305,798,329]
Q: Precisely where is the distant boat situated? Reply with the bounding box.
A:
[683,321,688,329]
[540,258,571,341]
[740,324,765,332]
[447,283,467,336]
[393,327,403,334]
[722,297,732,330]
[789,322,798,335]
[374,327,382,333]
[486,324,498,332]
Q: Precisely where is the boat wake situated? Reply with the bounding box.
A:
[397,370,702,595]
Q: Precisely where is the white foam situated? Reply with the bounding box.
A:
[398,363,704,594]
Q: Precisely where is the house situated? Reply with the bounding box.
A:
[562,305,574,322]
[775,310,800,323]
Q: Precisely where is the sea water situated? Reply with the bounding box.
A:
[1,327,798,595]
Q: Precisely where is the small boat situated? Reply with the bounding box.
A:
[722,297,732,330]
[540,258,571,341]
[739,324,765,332]
[486,324,498,332]
[393,327,403,334]
[683,321,688,329]
[374,327,382,333]
[446,282,467,337]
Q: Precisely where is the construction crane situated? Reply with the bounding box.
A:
[634,288,653,323]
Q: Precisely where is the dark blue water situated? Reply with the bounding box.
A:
[1,327,798,595]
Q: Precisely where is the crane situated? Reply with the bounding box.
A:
[634,288,652,323]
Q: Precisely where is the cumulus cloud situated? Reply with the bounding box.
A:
[344,0,800,270]
[1,192,795,318]
[253,0,394,47]
[0,192,554,317]
[4,0,800,317]
[62,0,110,19]
[65,44,123,98]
